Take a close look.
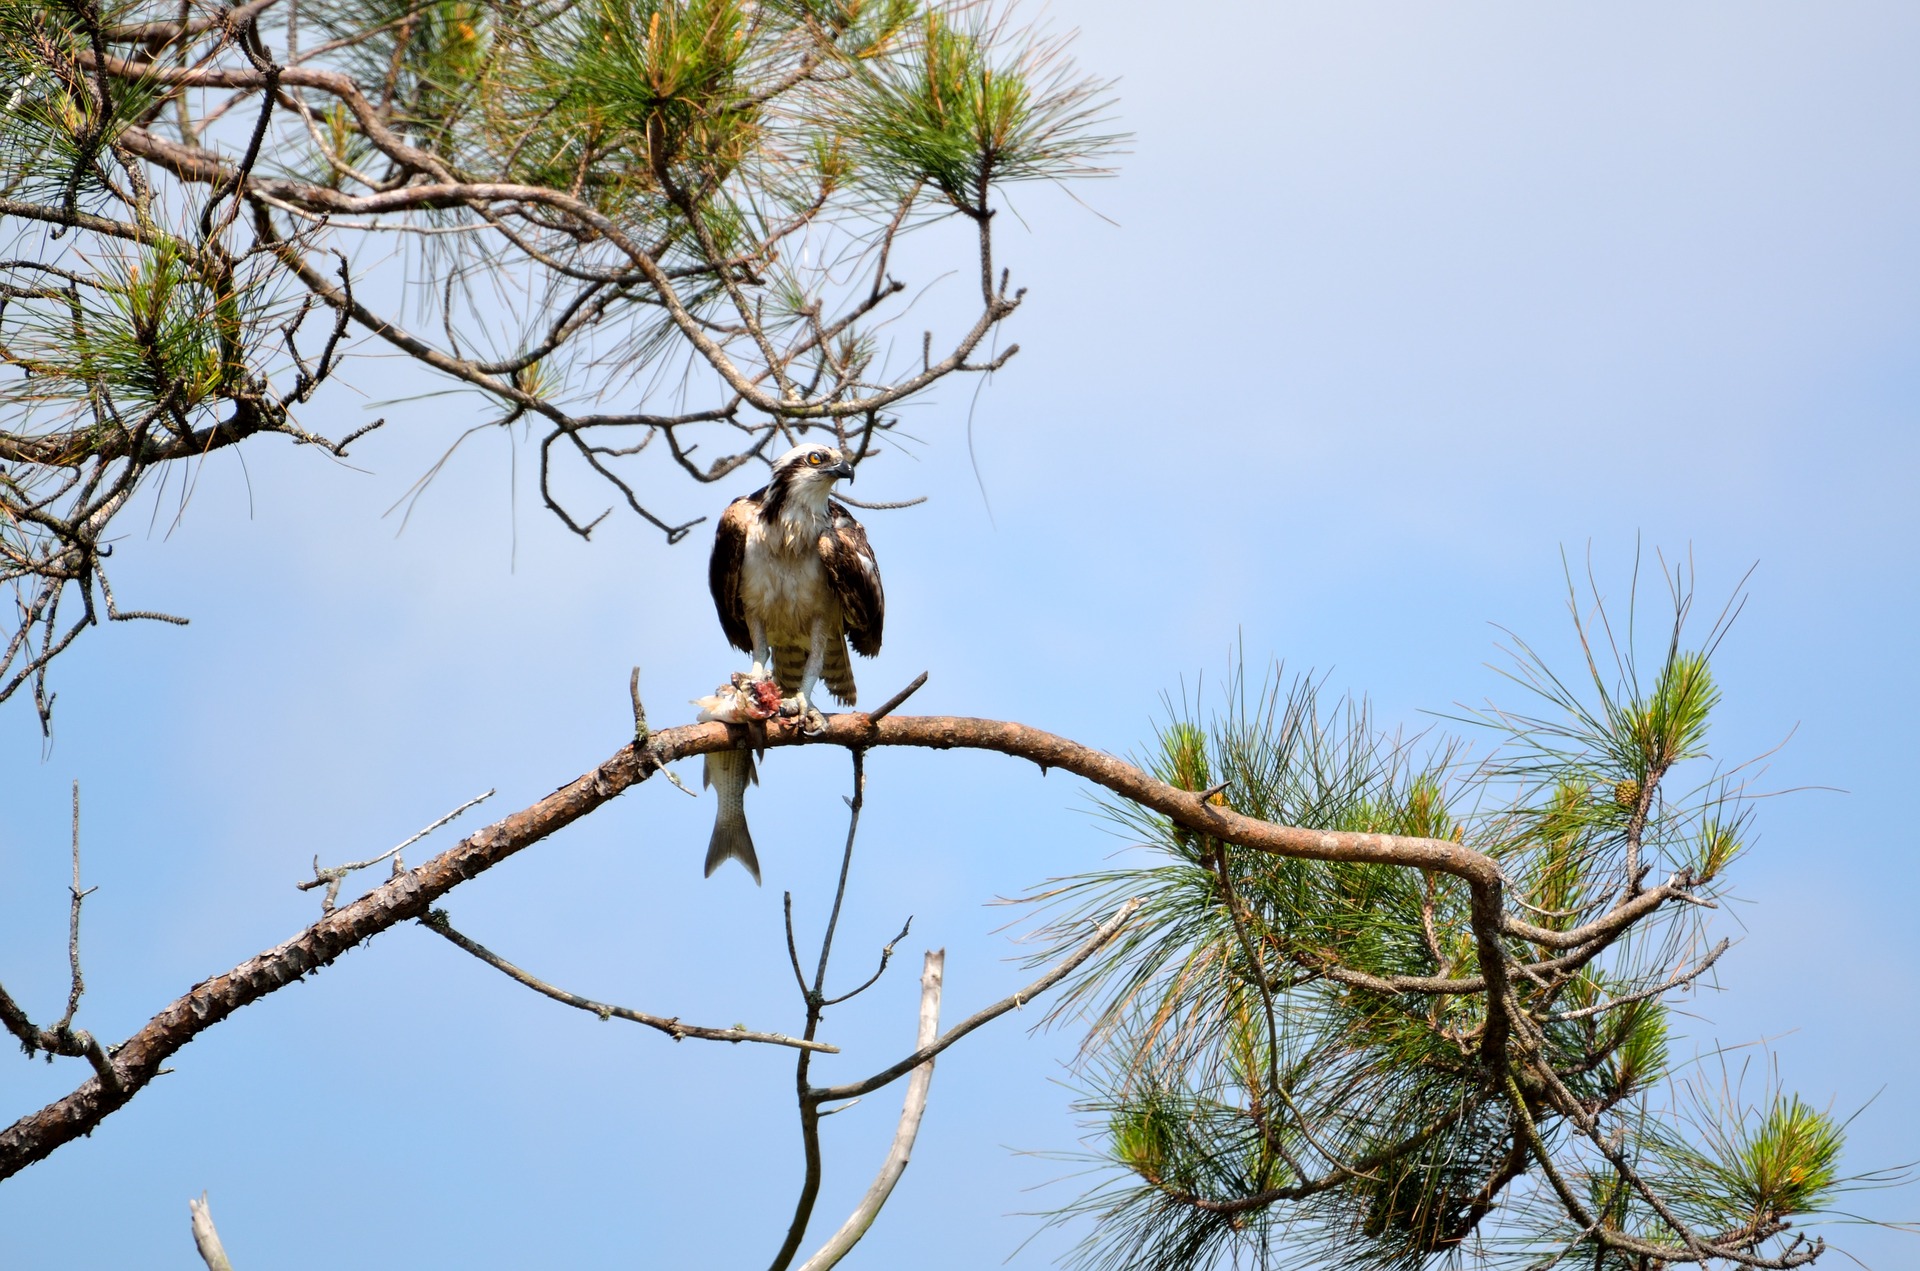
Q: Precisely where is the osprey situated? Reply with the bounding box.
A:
[702,442,885,880]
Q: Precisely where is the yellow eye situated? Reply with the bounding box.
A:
[807,452,824,466]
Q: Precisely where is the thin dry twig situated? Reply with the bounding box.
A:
[1544,937,1731,1023]
[863,672,928,725]
[420,911,836,1053]
[810,897,1144,1105]
[298,789,495,911]
[56,780,95,1033]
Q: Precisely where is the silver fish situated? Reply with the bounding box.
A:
[693,675,780,883]
[701,747,760,883]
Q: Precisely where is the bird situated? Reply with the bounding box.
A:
[710,442,884,720]
[701,441,885,880]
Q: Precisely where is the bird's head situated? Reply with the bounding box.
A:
[771,442,856,490]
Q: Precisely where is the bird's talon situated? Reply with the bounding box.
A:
[802,707,830,735]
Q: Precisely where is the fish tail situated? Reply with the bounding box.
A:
[703,750,761,884]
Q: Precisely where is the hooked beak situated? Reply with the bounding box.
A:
[829,460,856,482]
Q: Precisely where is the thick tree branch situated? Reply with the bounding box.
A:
[0,709,1690,1180]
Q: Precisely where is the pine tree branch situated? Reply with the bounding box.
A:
[0,709,1695,1181]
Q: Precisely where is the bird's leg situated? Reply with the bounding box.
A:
[747,618,771,681]
[787,620,831,734]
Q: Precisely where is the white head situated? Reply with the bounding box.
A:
[766,442,855,514]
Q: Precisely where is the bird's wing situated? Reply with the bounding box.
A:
[821,500,884,657]
[709,496,756,655]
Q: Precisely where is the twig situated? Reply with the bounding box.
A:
[810,898,1143,1104]
[188,1191,235,1271]
[795,951,944,1271]
[768,754,877,1271]
[627,669,696,794]
[333,418,385,453]
[630,665,647,744]
[863,672,927,725]
[298,789,494,911]
[0,982,47,1055]
[810,752,867,1002]
[833,494,927,512]
[57,780,95,1032]
[75,1030,120,1092]
[1545,939,1731,1022]
[783,892,810,997]
[421,911,836,1053]
[821,917,912,1008]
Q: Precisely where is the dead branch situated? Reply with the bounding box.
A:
[419,910,836,1054]
[810,898,1144,1106]
[794,951,945,1271]
[297,789,495,912]
[188,1192,235,1271]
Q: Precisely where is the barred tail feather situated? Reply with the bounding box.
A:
[770,638,856,705]
[770,643,808,695]
[823,640,856,705]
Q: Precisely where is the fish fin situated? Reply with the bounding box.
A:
[704,816,761,884]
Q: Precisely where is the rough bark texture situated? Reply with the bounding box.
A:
[0,710,1504,1180]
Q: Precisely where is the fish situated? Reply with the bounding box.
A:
[692,674,783,882]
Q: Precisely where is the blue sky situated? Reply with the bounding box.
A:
[2,1,1917,1266]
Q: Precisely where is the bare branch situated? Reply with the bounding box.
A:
[794,951,945,1271]
[56,781,93,1033]
[188,1192,235,1271]
[810,751,867,1001]
[820,917,912,1009]
[862,672,927,725]
[420,912,836,1054]
[630,666,648,745]
[297,789,495,911]
[810,898,1144,1105]
[1544,937,1731,1021]
[0,709,1684,1181]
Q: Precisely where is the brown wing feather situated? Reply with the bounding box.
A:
[709,497,756,654]
[820,501,884,658]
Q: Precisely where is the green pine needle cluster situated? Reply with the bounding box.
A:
[0,0,160,205]
[837,8,1110,207]
[274,0,1117,230]
[1024,570,1872,1271]
[2,243,249,420]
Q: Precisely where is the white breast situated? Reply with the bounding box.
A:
[741,506,838,639]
